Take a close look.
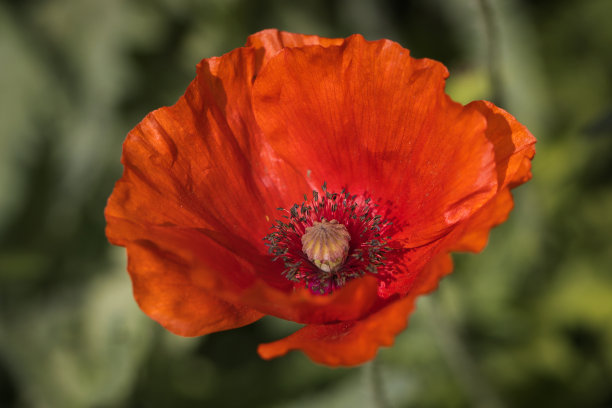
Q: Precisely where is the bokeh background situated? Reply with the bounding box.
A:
[1,0,611,407]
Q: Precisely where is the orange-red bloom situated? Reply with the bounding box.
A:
[105,29,535,366]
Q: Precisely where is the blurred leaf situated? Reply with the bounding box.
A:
[0,249,154,408]
[0,5,60,234]
[272,364,414,408]
[0,250,49,282]
[1,0,612,406]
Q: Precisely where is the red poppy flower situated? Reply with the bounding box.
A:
[105,29,535,366]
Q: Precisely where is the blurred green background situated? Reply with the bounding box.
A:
[1,0,611,407]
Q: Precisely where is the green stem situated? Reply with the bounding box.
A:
[422,298,505,408]
[367,357,391,408]
[477,0,505,106]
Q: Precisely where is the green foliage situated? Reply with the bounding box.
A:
[1,0,611,407]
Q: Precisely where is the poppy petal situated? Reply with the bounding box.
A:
[107,212,383,326]
[246,29,343,64]
[106,29,536,366]
[108,51,272,242]
[385,100,537,291]
[469,100,536,190]
[258,253,453,366]
[252,35,498,249]
[448,102,535,252]
[124,233,263,336]
[451,188,515,253]
[106,41,390,326]
[104,44,306,332]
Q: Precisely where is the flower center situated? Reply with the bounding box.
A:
[301,219,350,273]
[264,183,393,294]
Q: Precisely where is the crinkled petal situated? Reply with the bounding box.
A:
[106,29,536,359]
[124,234,263,336]
[469,100,536,190]
[106,40,382,333]
[451,188,514,253]
[107,211,382,327]
[384,101,536,292]
[107,49,274,243]
[246,29,343,65]
[252,35,498,249]
[447,102,535,252]
[258,253,453,366]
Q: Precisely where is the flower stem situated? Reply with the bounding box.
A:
[366,357,392,408]
[422,298,505,408]
[477,0,504,106]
